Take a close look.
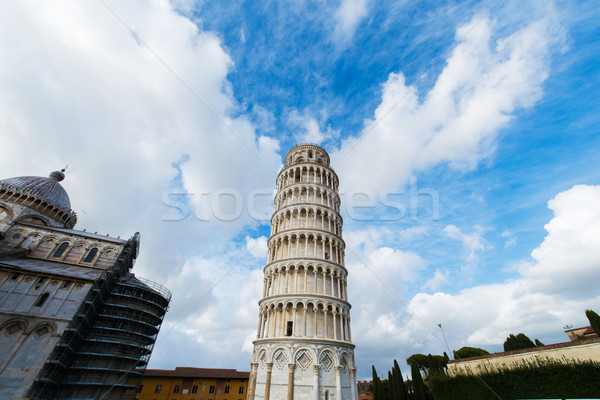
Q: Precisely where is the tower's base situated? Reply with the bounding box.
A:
[248,339,358,400]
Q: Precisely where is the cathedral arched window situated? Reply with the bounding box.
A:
[34,293,49,307]
[53,242,69,258]
[0,207,9,222]
[83,247,98,263]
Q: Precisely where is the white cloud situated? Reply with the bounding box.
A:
[0,0,279,370]
[424,269,450,291]
[332,0,370,46]
[288,109,339,145]
[332,15,564,195]
[444,224,487,271]
[501,230,517,248]
[246,235,268,259]
[402,185,600,352]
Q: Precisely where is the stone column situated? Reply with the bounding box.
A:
[294,237,298,258]
[292,307,297,336]
[333,311,338,340]
[349,367,358,400]
[247,362,258,400]
[331,273,335,296]
[303,307,307,336]
[313,364,321,400]
[348,317,352,341]
[334,365,343,400]
[287,363,295,400]
[264,363,274,400]
[256,313,263,338]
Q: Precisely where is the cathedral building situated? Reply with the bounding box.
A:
[0,170,170,400]
[247,145,358,400]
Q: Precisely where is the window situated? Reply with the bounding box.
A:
[11,234,20,240]
[155,384,162,393]
[325,252,329,259]
[173,385,180,393]
[286,321,293,336]
[53,242,69,258]
[10,273,20,280]
[192,385,198,394]
[83,247,98,263]
[138,385,143,393]
[209,385,215,394]
[239,387,244,394]
[37,277,47,284]
[34,293,49,307]
[62,280,72,289]
[224,385,230,394]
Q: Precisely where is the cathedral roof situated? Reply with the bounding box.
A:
[0,171,72,212]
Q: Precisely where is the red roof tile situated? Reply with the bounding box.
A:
[143,367,249,379]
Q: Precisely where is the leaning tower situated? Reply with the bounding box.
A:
[248,144,358,400]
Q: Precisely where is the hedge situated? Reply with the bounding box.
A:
[430,359,600,400]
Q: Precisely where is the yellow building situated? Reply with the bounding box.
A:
[136,367,249,400]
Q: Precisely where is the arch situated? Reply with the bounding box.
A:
[52,241,70,258]
[1,319,27,335]
[319,349,336,371]
[294,347,315,371]
[16,215,49,226]
[0,204,13,223]
[257,349,268,366]
[83,247,99,263]
[31,322,56,338]
[272,347,291,369]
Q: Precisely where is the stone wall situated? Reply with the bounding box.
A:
[447,338,600,376]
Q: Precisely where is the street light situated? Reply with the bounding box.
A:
[438,323,453,359]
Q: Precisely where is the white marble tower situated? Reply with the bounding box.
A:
[247,144,358,400]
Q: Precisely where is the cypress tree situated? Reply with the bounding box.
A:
[585,309,600,336]
[378,377,386,400]
[393,359,408,400]
[411,363,427,400]
[372,366,380,400]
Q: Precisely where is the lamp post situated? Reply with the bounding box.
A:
[438,323,452,359]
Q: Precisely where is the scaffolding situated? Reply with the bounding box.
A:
[26,234,171,400]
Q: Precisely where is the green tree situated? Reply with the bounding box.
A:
[406,354,428,369]
[393,359,408,400]
[372,365,382,400]
[454,346,489,359]
[534,338,545,346]
[504,333,536,351]
[410,363,428,400]
[407,353,447,377]
[585,309,600,336]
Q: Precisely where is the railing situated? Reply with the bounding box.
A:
[134,277,172,301]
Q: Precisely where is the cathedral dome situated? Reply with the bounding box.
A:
[0,170,77,228]
[0,171,71,211]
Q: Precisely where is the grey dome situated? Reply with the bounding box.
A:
[0,171,72,212]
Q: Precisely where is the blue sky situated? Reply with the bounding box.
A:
[1,0,599,379]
